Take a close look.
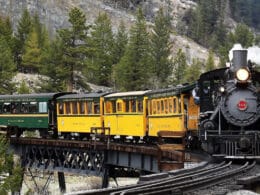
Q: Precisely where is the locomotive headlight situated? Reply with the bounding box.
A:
[236,68,250,82]
[219,86,225,93]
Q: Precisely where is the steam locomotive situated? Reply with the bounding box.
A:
[199,49,260,157]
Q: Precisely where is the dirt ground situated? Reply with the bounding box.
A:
[20,170,139,194]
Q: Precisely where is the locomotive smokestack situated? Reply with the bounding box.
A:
[232,49,248,71]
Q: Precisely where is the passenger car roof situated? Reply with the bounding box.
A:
[146,84,196,98]
[0,93,68,102]
[104,90,151,99]
[57,92,110,101]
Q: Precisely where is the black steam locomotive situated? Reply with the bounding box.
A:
[199,49,260,157]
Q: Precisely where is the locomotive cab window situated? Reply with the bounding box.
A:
[202,81,211,95]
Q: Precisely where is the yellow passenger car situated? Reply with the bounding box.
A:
[103,91,150,140]
[56,92,108,139]
[147,84,199,146]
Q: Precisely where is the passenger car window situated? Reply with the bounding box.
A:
[0,103,2,113]
[173,98,177,113]
[169,98,173,113]
[29,102,37,113]
[72,102,78,114]
[152,101,156,114]
[39,102,47,113]
[65,102,71,114]
[58,103,64,114]
[21,102,29,113]
[125,100,130,112]
[137,100,143,112]
[94,102,100,114]
[3,103,10,113]
[11,102,19,113]
[131,100,136,112]
[117,102,122,112]
[80,101,85,114]
[87,102,92,114]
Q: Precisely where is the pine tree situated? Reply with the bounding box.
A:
[0,17,14,51]
[182,0,228,49]
[37,37,68,92]
[111,21,128,89]
[14,9,32,71]
[184,58,202,83]
[17,80,31,94]
[205,50,215,71]
[228,23,254,48]
[0,37,16,94]
[58,7,88,92]
[150,8,172,88]
[172,49,187,85]
[0,135,23,194]
[115,8,151,91]
[32,14,47,49]
[21,27,42,73]
[87,12,115,86]
[0,16,16,76]
[113,21,128,65]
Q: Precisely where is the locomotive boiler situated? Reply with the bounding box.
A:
[199,48,260,157]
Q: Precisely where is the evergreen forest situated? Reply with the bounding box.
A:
[0,0,258,94]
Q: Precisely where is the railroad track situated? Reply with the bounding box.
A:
[70,161,255,195]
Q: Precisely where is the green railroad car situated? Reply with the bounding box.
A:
[0,93,68,137]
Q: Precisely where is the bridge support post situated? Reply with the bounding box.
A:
[102,149,109,188]
[102,165,109,188]
[58,172,66,193]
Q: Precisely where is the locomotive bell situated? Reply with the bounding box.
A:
[232,49,248,72]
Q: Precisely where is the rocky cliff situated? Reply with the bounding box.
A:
[0,0,194,33]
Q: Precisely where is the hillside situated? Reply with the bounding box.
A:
[0,0,258,93]
[0,0,218,65]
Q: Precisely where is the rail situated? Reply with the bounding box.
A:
[71,161,256,195]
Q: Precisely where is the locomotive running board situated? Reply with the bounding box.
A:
[213,154,260,159]
[224,156,260,159]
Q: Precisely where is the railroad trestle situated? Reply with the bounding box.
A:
[10,137,186,192]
